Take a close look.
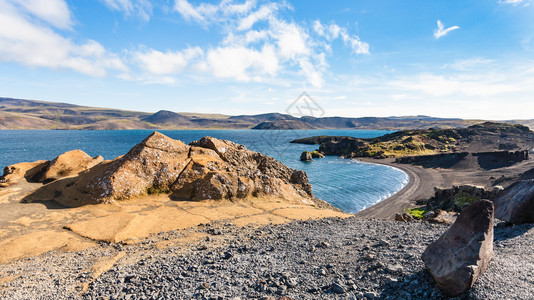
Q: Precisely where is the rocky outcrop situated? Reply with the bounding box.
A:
[23,133,319,208]
[422,200,494,297]
[494,179,534,224]
[300,151,325,161]
[426,185,503,212]
[0,160,49,187]
[319,137,369,157]
[0,150,103,186]
[291,122,534,159]
[40,150,103,182]
[300,152,312,162]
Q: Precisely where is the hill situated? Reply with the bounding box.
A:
[292,122,534,158]
[1,97,533,130]
[252,120,316,129]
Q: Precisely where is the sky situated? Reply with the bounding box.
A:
[0,0,533,119]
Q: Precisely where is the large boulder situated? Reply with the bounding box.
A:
[23,133,317,207]
[83,132,191,201]
[0,160,49,187]
[422,200,494,297]
[40,150,103,182]
[493,179,534,224]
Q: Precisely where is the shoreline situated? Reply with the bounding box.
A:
[354,155,534,220]
[354,158,444,220]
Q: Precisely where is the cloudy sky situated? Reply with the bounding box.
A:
[0,0,533,119]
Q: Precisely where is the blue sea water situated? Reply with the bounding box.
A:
[0,130,408,213]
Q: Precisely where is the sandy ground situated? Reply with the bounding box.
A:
[355,156,534,219]
[0,180,349,266]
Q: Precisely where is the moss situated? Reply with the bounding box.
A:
[406,207,427,220]
[147,186,170,195]
[453,192,480,209]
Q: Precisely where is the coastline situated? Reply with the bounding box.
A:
[354,158,444,220]
[354,155,534,220]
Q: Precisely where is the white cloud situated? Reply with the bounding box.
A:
[102,0,152,21]
[175,0,258,25]
[313,20,370,55]
[433,20,460,39]
[136,47,203,75]
[237,2,278,31]
[390,70,523,98]
[167,0,370,87]
[442,58,495,71]
[498,0,525,5]
[174,0,205,22]
[272,21,309,60]
[0,0,127,76]
[10,0,72,29]
[206,45,279,81]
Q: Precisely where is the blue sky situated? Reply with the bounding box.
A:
[0,0,533,119]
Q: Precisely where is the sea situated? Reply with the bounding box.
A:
[0,130,408,213]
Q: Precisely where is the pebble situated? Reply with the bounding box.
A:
[1,217,532,299]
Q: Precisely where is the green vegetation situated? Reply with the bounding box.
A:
[406,207,427,220]
[453,192,480,209]
[147,186,170,195]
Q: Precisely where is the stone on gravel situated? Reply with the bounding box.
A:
[394,212,414,222]
[494,179,534,224]
[422,199,494,297]
[422,210,457,225]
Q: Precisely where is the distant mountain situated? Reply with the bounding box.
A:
[228,113,296,123]
[252,120,316,130]
[141,110,192,126]
[0,97,532,131]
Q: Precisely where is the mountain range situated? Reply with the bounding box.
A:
[0,97,532,130]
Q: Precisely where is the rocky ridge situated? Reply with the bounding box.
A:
[16,132,323,209]
[291,122,534,159]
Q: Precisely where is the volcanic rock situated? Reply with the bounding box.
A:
[40,150,103,182]
[426,185,503,212]
[494,179,534,224]
[394,212,414,222]
[422,210,457,225]
[300,152,312,162]
[0,160,49,187]
[422,200,494,297]
[23,132,317,207]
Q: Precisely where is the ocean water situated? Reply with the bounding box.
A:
[0,130,408,213]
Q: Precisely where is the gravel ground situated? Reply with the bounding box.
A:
[1,217,533,300]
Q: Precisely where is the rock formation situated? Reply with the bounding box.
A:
[422,200,494,297]
[493,179,534,224]
[426,185,503,212]
[23,132,320,208]
[300,152,312,162]
[292,122,534,159]
[40,150,103,182]
[0,160,48,187]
